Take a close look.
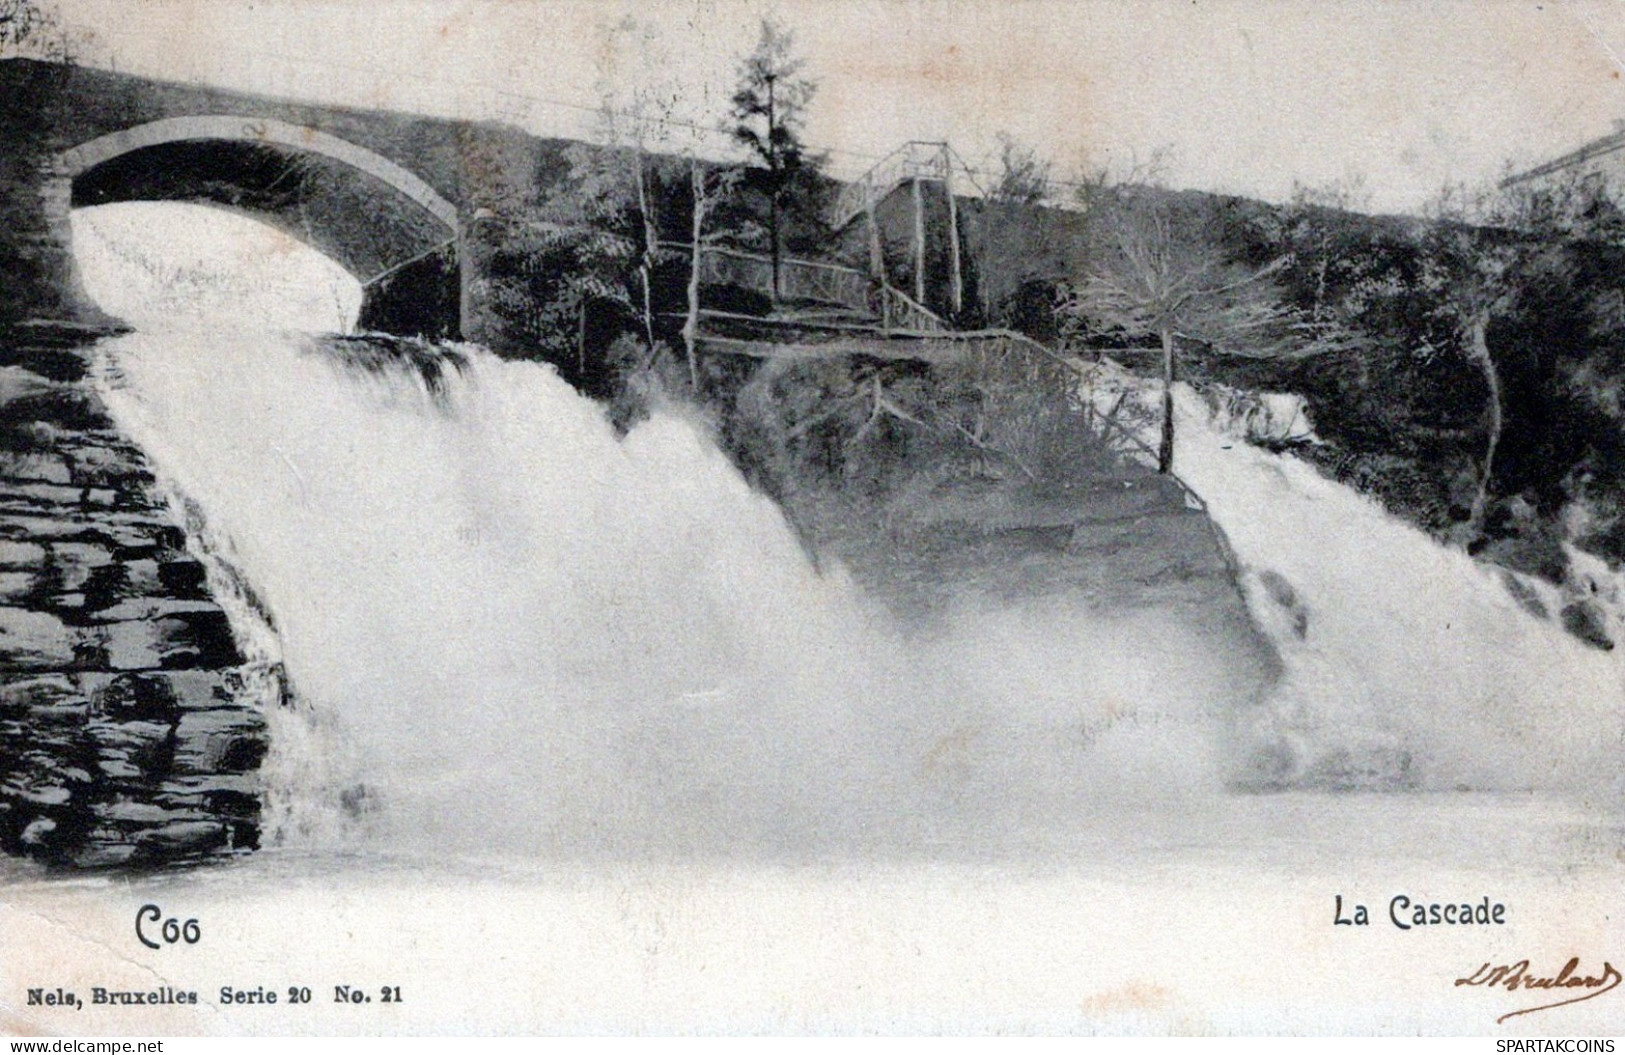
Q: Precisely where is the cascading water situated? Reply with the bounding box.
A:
[73,203,1245,861]
[1087,365,1625,807]
[66,201,1625,867]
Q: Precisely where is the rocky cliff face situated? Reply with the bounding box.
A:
[0,323,274,869]
[715,352,1280,709]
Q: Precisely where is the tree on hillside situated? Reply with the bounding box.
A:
[1490,161,1625,245]
[1414,219,1520,540]
[494,28,693,380]
[475,133,669,379]
[578,111,681,355]
[962,135,1061,329]
[1059,189,1343,473]
[1415,176,1588,542]
[988,134,1052,207]
[1280,176,1375,325]
[729,17,821,301]
[682,158,744,387]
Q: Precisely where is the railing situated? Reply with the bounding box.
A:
[830,141,958,230]
[883,329,1211,509]
[665,241,951,333]
[663,242,872,313]
[1067,352,1220,516]
[874,284,948,333]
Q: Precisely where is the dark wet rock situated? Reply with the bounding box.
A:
[0,606,76,668]
[1236,740,1298,791]
[88,597,224,622]
[1500,570,1549,620]
[1301,746,1417,791]
[134,820,228,858]
[0,338,267,871]
[0,365,61,407]
[0,673,79,709]
[152,670,245,711]
[94,757,142,780]
[50,539,114,577]
[61,443,152,487]
[1561,599,1614,651]
[156,559,211,598]
[173,710,267,775]
[86,609,241,672]
[0,342,91,384]
[4,388,104,437]
[0,453,74,484]
[0,569,37,600]
[70,842,139,868]
[71,562,126,611]
[118,558,160,595]
[79,671,175,719]
[159,773,260,801]
[1255,569,1309,640]
[0,513,105,540]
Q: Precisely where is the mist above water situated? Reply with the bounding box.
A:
[69,202,1624,863]
[1094,370,1625,806]
[76,203,1243,860]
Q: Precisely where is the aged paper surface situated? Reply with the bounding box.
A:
[3,0,1625,1036]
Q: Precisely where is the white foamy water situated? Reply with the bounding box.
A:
[74,203,1243,860]
[66,202,1625,867]
[1088,365,1625,807]
[71,202,362,334]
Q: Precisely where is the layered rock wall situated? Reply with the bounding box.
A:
[0,325,273,869]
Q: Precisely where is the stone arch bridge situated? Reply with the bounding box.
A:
[0,58,565,341]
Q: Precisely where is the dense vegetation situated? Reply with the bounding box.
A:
[421,10,1625,628]
[949,174,1625,622]
[495,134,1625,634]
[1229,196,1625,591]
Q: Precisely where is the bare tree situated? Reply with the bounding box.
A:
[580,19,693,354]
[617,121,669,354]
[0,0,42,50]
[987,134,1052,207]
[1492,159,1625,243]
[682,159,743,388]
[1416,190,1524,539]
[540,143,643,344]
[1069,146,1175,214]
[1060,190,1337,473]
[1282,174,1373,324]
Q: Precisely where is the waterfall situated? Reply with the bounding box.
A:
[67,201,1623,866]
[74,203,1238,861]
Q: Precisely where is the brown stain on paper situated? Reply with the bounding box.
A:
[1081,980,1175,1017]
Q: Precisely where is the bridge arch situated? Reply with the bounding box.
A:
[51,115,465,337]
[55,115,460,236]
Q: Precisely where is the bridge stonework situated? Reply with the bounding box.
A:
[0,58,562,343]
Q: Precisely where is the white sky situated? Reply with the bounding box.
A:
[47,0,1625,213]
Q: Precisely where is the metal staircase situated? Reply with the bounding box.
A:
[828,141,988,317]
[829,141,984,231]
